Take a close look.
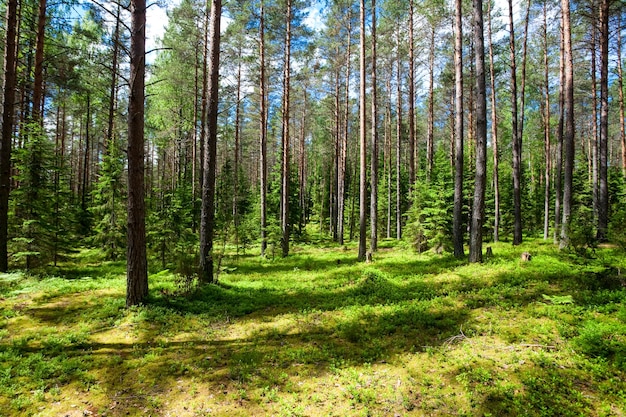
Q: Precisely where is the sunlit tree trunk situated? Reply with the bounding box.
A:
[508,0,522,246]
[358,0,367,261]
[487,0,500,243]
[339,15,352,246]
[542,0,551,240]
[560,0,575,249]
[259,1,268,257]
[370,0,378,252]
[199,0,221,282]
[280,0,292,257]
[408,0,416,185]
[469,0,487,263]
[554,10,565,244]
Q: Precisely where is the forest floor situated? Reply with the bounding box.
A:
[1,239,625,416]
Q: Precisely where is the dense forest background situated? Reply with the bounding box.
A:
[1,0,626,288]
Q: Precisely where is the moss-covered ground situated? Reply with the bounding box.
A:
[1,239,625,416]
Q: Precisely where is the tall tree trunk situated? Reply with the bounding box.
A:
[453,0,464,258]
[31,0,46,122]
[487,0,500,243]
[126,0,148,306]
[542,0,551,240]
[233,45,242,247]
[370,0,378,252]
[554,9,565,244]
[408,0,416,186]
[106,4,121,152]
[358,0,367,261]
[618,14,626,178]
[259,1,268,257]
[591,20,599,221]
[339,15,352,246]
[469,0,487,263]
[199,0,221,282]
[198,2,210,231]
[508,0,522,246]
[299,89,307,235]
[560,0,575,248]
[0,0,19,272]
[281,0,292,258]
[396,29,402,240]
[427,25,435,181]
[597,0,609,241]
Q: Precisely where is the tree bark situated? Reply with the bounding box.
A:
[487,0,500,243]
[597,0,609,241]
[199,0,221,282]
[126,0,148,306]
[259,1,268,257]
[453,0,464,258]
[618,14,626,178]
[554,9,565,244]
[339,14,352,246]
[396,29,402,240]
[408,0,416,185]
[280,0,292,257]
[358,0,367,261]
[0,0,19,272]
[370,0,378,252]
[542,0,551,240]
[427,25,435,181]
[508,0,522,246]
[469,0,487,263]
[560,0,575,249]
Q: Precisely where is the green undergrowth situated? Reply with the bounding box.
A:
[1,240,625,416]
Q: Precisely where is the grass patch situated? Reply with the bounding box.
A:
[0,241,625,416]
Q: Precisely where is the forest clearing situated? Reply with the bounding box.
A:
[1,240,625,416]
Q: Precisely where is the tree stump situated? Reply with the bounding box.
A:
[521,252,532,261]
[486,247,493,257]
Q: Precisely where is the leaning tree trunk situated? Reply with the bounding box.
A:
[199,0,222,283]
[0,0,19,272]
[126,0,148,306]
[469,0,487,263]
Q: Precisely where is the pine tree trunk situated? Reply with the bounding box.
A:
[259,1,268,257]
[396,29,402,240]
[281,0,292,258]
[408,0,416,186]
[453,0,464,258]
[358,0,367,261]
[370,0,378,252]
[126,0,148,306]
[560,0,575,249]
[508,0,522,246]
[487,0,500,244]
[0,0,18,272]
[618,14,626,178]
[339,16,352,246]
[199,0,221,282]
[542,0,551,240]
[427,25,435,181]
[469,0,487,263]
[554,9,565,244]
[597,0,609,241]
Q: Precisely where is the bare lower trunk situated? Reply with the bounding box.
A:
[453,0,464,258]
